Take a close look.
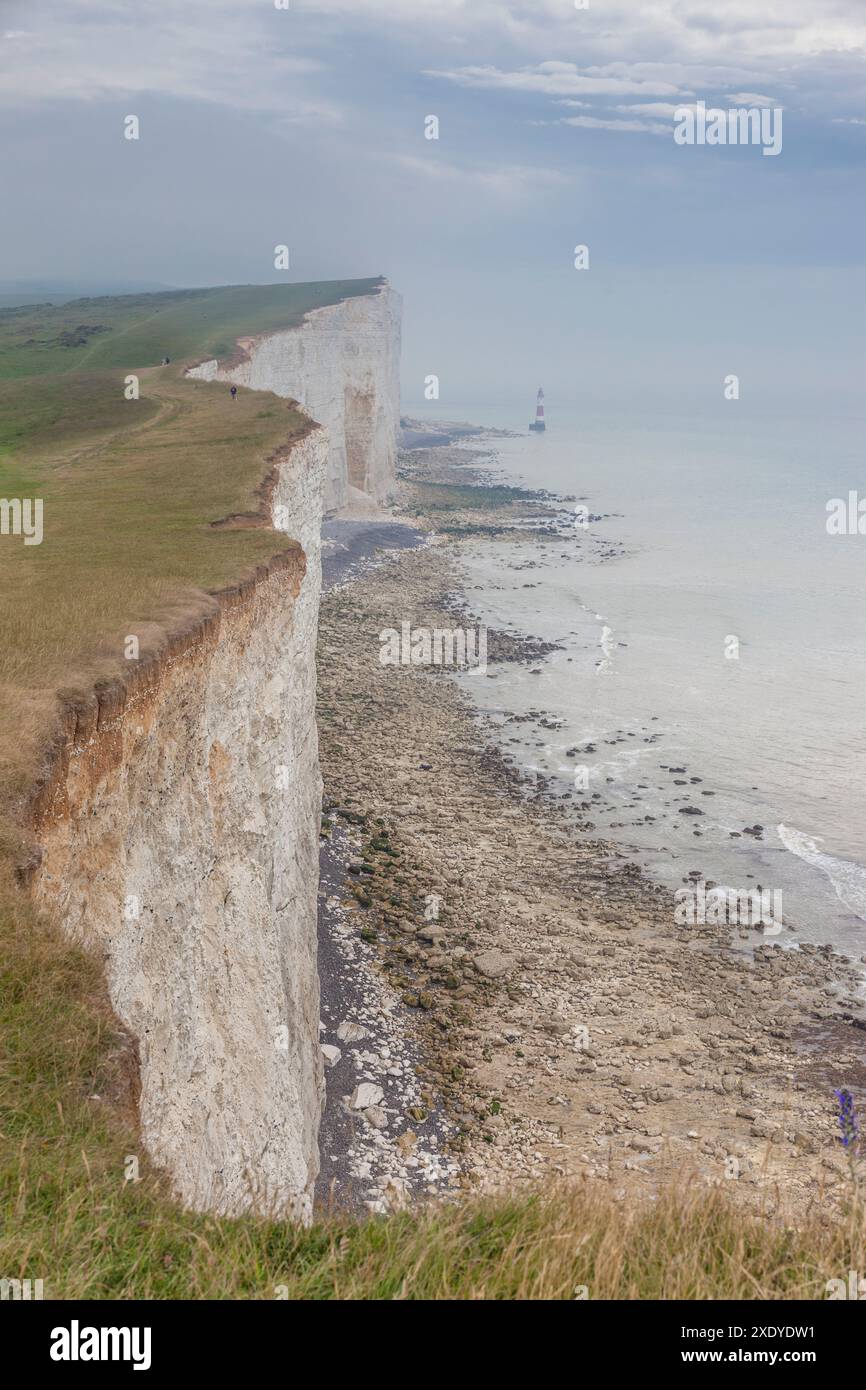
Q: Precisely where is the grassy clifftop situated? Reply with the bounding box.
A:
[0,280,379,822]
[0,279,385,381]
[0,275,433,1303]
[0,279,363,1299]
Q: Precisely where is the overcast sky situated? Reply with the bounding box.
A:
[2,0,864,409]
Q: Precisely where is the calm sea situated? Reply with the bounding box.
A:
[408,401,866,961]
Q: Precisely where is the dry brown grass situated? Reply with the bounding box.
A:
[0,366,308,836]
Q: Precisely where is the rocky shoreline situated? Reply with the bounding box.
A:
[314,435,866,1218]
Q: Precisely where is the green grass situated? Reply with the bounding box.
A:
[0,366,312,813]
[3,883,864,1299]
[0,280,384,381]
[0,280,378,813]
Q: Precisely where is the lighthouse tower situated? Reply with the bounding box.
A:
[529,387,546,432]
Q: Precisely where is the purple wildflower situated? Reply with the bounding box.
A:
[834,1089,859,1150]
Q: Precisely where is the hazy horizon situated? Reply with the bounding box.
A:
[2,0,864,411]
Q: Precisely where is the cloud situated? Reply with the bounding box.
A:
[394,153,569,197]
[611,103,684,117]
[0,1,331,117]
[1,0,863,139]
[427,62,686,99]
[303,0,866,54]
[561,115,670,137]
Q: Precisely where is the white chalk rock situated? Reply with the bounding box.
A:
[351,1082,385,1111]
[337,1021,370,1043]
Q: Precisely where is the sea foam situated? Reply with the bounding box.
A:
[778,823,866,923]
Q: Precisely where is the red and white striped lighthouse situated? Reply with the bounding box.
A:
[529,387,546,432]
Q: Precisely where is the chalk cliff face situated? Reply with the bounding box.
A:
[32,428,328,1219]
[188,283,401,513]
[28,281,401,1220]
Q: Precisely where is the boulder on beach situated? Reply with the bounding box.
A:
[350,1082,385,1111]
[473,948,514,979]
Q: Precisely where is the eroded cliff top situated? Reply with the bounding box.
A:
[0,279,384,849]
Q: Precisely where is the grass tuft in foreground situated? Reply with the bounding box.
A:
[2,883,864,1300]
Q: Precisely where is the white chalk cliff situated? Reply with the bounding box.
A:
[188,283,402,513]
[30,282,401,1219]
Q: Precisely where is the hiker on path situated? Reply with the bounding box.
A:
[230,386,237,401]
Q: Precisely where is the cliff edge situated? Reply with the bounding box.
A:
[187,281,402,513]
[16,278,402,1220]
[31,429,327,1219]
